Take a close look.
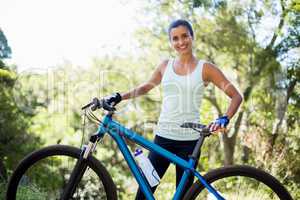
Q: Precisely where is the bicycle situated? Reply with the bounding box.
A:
[6,97,293,200]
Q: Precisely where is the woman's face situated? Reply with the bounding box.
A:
[169,25,193,55]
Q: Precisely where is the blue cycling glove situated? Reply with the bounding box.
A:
[209,115,230,132]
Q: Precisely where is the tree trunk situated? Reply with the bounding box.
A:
[222,111,244,165]
[222,134,236,165]
[242,146,251,163]
[0,158,7,182]
[240,111,251,163]
[267,79,297,153]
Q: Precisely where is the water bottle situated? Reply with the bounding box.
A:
[134,148,160,187]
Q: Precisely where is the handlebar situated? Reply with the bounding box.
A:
[82,99,214,136]
[81,97,115,112]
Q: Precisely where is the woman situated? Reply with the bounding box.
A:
[105,19,243,199]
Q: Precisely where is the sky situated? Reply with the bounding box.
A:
[0,0,143,71]
[1,0,296,73]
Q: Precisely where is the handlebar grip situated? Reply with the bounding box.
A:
[81,102,93,110]
[82,97,116,112]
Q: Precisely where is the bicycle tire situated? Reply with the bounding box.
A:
[183,165,293,200]
[6,145,117,200]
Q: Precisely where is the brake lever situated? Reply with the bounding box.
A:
[82,98,116,112]
[81,98,102,111]
[90,98,100,111]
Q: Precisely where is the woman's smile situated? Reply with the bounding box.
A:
[169,25,193,54]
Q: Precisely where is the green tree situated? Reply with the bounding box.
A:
[0,28,12,60]
[0,30,41,189]
[134,0,299,198]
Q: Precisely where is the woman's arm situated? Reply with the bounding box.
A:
[203,62,243,119]
[121,60,168,100]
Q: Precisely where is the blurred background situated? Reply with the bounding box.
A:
[0,0,299,199]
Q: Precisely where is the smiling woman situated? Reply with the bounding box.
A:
[0,0,141,71]
[168,20,194,56]
[102,19,243,200]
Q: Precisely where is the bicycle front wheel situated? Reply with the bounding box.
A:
[6,145,117,200]
[183,165,293,200]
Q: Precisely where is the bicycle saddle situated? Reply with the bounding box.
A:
[181,122,210,136]
[180,122,206,129]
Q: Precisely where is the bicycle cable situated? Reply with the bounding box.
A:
[80,108,101,148]
[86,108,102,124]
[80,109,87,148]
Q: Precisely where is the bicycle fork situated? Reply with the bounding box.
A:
[60,134,102,200]
[60,157,88,199]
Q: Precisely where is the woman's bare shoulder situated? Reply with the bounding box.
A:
[157,59,169,76]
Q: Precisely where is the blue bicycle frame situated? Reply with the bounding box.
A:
[97,114,225,200]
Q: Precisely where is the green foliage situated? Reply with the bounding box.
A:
[0,29,12,59]
[291,0,300,12]
[2,0,299,199]
[0,68,15,86]
[0,99,41,164]
[192,0,227,10]
[135,0,300,198]
[0,64,42,186]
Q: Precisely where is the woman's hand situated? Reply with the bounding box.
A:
[104,93,122,106]
[208,115,230,133]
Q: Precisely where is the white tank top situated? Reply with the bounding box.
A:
[154,58,205,141]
